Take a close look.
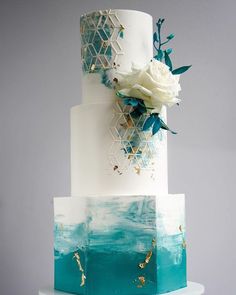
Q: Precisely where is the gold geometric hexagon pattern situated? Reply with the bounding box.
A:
[80,9,124,73]
[109,101,160,175]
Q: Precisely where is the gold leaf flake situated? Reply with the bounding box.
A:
[134,166,141,175]
[90,64,96,72]
[145,250,152,264]
[152,238,156,247]
[138,238,156,269]
[138,276,145,286]
[80,273,86,286]
[119,24,125,31]
[182,239,187,249]
[102,41,108,48]
[139,262,146,269]
[73,252,86,287]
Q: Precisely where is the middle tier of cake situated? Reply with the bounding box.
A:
[71,102,168,197]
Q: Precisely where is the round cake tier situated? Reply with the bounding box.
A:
[80,9,153,104]
[71,103,168,197]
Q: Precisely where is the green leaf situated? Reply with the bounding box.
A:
[167,33,175,40]
[123,98,138,107]
[154,49,163,61]
[166,48,172,54]
[164,51,173,71]
[137,103,147,114]
[116,91,126,98]
[119,30,124,38]
[143,115,155,131]
[156,19,162,27]
[153,32,158,43]
[172,65,192,75]
[160,118,177,134]
[152,117,161,135]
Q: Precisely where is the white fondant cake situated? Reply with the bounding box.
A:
[51,8,198,295]
[71,9,168,197]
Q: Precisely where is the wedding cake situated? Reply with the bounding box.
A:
[53,9,191,295]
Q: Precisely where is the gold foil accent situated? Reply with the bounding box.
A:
[81,273,86,287]
[138,262,145,269]
[137,276,145,288]
[119,24,125,31]
[152,238,156,247]
[102,41,108,48]
[90,64,96,72]
[179,225,186,248]
[134,166,141,175]
[73,252,86,287]
[138,238,156,269]
[113,165,122,175]
[145,250,152,264]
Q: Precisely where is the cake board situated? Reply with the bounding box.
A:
[39,281,204,295]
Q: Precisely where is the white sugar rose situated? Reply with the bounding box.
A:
[117,60,181,113]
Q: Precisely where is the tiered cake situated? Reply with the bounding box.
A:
[54,9,187,295]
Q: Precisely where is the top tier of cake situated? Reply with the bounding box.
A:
[80,9,153,104]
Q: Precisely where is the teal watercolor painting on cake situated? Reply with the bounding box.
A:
[54,195,186,295]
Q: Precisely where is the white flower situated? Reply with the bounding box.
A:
[117,60,181,113]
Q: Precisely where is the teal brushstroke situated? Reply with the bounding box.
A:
[54,241,186,295]
[54,197,187,295]
[100,70,113,89]
[54,223,87,257]
[54,250,86,295]
[157,248,187,294]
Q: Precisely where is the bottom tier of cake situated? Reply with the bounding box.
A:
[54,194,187,295]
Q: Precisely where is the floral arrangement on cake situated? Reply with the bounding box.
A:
[93,16,191,173]
[85,15,191,173]
[114,18,191,136]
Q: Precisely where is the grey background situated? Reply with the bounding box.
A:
[0,0,235,294]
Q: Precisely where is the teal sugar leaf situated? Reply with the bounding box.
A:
[152,117,161,135]
[154,49,163,61]
[130,109,142,118]
[119,30,124,38]
[153,32,158,43]
[167,33,175,40]
[156,19,162,27]
[172,65,192,75]
[124,98,139,107]
[164,51,173,71]
[160,118,177,134]
[166,48,172,54]
[137,103,147,114]
[142,115,155,131]
[116,91,128,99]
